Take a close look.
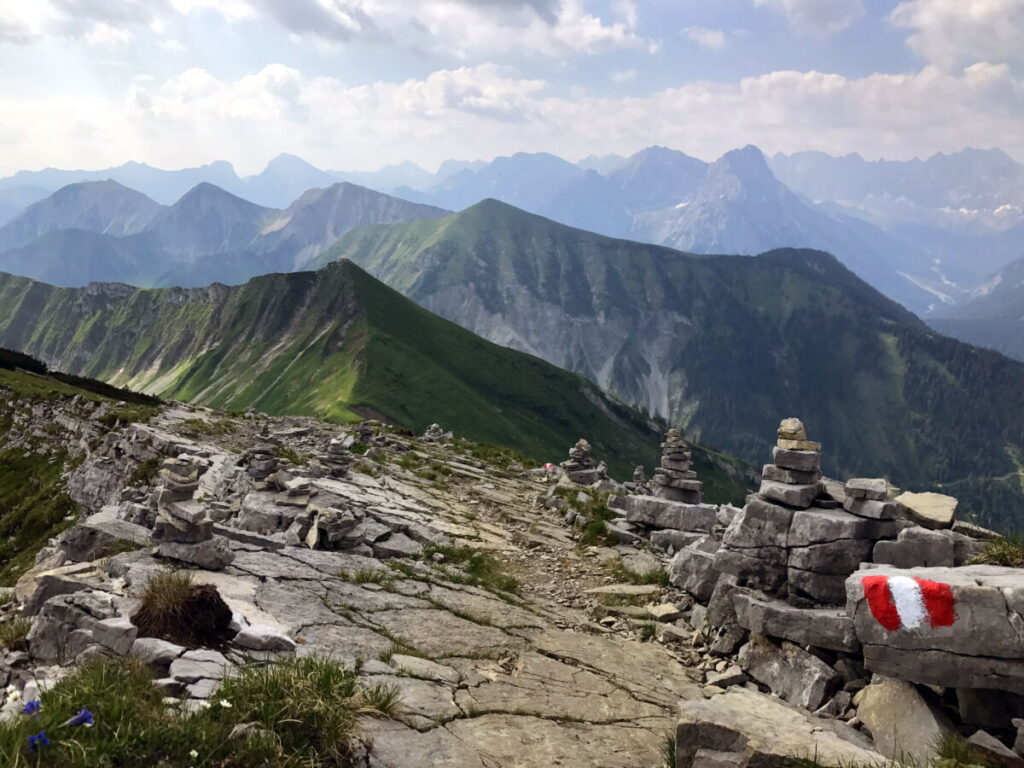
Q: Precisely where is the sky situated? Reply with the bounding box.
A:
[0,0,1022,175]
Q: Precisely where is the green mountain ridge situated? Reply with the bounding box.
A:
[0,260,679,482]
[314,199,1024,528]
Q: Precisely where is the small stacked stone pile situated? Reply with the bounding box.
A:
[323,437,352,478]
[152,457,234,570]
[630,465,651,495]
[246,443,278,484]
[421,423,452,443]
[758,418,822,509]
[652,429,702,504]
[560,439,607,485]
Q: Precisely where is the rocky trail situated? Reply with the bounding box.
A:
[4,392,1023,768]
[4,402,712,767]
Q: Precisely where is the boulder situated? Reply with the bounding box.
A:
[758,481,817,510]
[233,624,297,652]
[91,616,138,656]
[675,686,882,768]
[872,528,955,568]
[895,492,957,529]
[846,565,1024,694]
[625,497,717,532]
[668,538,721,602]
[854,678,952,760]
[761,464,820,486]
[845,478,888,501]
[844,498,902,520]
[772,448,820,473]
[156,537,234,570]
[733,594,859,653]
[59,508,151,562]
[738,634,839,710]
[966,731,1023,767]
[777,418,807,441]
[651,530,705,554]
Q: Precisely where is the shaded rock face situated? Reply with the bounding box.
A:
[738,634,839,710]
[675,687,883,768]
[846,565,1024,694]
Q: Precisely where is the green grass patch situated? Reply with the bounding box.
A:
[128,458,160,487]
[0,449,79,586]
[611,562,670,587]
[0,617,31,651]
[422,544,519,594]
[0,656,387,767]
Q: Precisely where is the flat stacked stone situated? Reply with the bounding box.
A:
[560,439,606,485]
[246,443,278,482]
[323,437,352,478]
[152,457,234,570]
[760,418,822,509]
[652,429,702,504]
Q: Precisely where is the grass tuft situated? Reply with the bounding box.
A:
[0,617,32,651]
[422,544,519,594]
[132,570,232,648]
[358,681,402,718]
[0,656,374,767]
[968,535,1024,568]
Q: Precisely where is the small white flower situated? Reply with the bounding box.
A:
[189,749,199,758]
[218,699,232,708]
[199,701,212,710]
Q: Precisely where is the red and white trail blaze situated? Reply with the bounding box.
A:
[861,575,957,631]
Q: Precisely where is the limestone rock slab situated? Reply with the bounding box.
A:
[675,687,882,768]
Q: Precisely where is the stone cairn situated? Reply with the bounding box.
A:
[758,417,823,510]
[561,439,608,485]
[152,456,234,570]
[421,423,452,443]
[246,442,278,484]
[652,428,702,504]
[323,437,352,478]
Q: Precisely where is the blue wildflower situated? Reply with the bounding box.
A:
[21,700,41,716]
[63,708,94,728]
[27,731,49,751]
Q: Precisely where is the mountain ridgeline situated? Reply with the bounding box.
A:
[0,260,681,481]
[313,200,1024,528]
[0,179,449,288]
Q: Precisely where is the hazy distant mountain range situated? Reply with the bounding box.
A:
[0,179,448,287]
[0,143,1020,320]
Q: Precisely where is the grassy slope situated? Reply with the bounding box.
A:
[316,200,1024,527]
[0,365,159,584]
[0,263,683,482]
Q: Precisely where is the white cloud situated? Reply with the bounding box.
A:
[0,0,651,56]
[158,37,184,51]
[610,69,637,83]
[889,0,1024,68]
[683,26,727,49]
[0,61,1021,175]
[754,0,864,38]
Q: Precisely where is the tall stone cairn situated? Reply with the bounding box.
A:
[759,418,822,509]
[652,429,702,504]
[152,457,234,570]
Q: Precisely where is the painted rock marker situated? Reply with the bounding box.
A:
[862,575,956,631]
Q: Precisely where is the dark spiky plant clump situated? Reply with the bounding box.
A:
[0,656,386,767]
[132,570,233,648]
[968,535,1024,568]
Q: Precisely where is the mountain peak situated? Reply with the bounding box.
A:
[263,153,321,174]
